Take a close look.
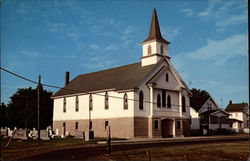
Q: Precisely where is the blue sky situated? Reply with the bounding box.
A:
[1,0,248,108]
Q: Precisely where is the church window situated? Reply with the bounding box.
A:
[124,93,128,109]
[161,44,164,55]
[167,95,171,108]
[148,45,152,55]
[89,94,93,111]
[166,73,169,82]
[75,96,79,112]
[105,92,109,109]
[162,90,166,107]
[63,98,66,112]
[157,94,161,107]
[182,96,186,112]
[139,91,144,110]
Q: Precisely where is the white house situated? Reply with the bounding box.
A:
[225,100,249,133]
[52,8,192,138]
[190,97,230,135]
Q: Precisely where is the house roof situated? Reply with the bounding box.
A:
[142,8,170,44]
[190,96,210,112]
[52,62,156,97]
[225,103,248,112]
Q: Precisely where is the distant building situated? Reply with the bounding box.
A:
[52,8,192,138]
[225,100,249,133]
[190,97,230,135]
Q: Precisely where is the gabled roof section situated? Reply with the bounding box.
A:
[225,102,248,112]
[142,8,170,44]
[198,97,220,113]
[52,62,156,98]
[191,96,210,112]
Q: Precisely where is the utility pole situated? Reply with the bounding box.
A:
[37,75,41,143]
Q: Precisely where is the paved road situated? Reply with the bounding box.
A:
[20,135,249,160]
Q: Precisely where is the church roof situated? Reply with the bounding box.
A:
[53,62,156,97]
[142,8,170,44]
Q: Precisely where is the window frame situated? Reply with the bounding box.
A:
[162,90,166,107]
[139,91,144,110]
[176,120,181,130]
[124,93,128,110]
[75,96,79,112]
[75,122,78,130]
[105,92,109,110]
[182,96,186,112]
[89,94,93,111]
[167,95,171,108]
[157,94,161,107]
[166,73,169,82]
[148,45,152,55]
[105,121,109,130]
[160,44,164,55]
[63,97,66,113]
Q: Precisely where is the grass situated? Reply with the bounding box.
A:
[1,136,126,160]
[99,141,250,161]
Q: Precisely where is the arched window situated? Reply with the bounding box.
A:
[167,95,171,108]
[182,96,186,112]
[63,97,66,112]
[139,91,144,110]
[105,92,109,109]
[148,45,152,55]
[161,44,164,55]
[166,73,169,82]
[162,90,166,107]
[157,94,161,107]
[89,94,93,111]
[124,93,128,109]
[75,96,79,112]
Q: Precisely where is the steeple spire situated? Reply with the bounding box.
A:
[142,8,170,44]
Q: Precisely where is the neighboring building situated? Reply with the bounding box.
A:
[190,97,230,135]
[225,100,249,133]
[52,8,192,138]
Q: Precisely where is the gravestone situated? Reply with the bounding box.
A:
[75,130,85,139]
[13,130,27,140]
[40,130,50,140]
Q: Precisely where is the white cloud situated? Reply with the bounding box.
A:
[105,44,119,51]
[20,50,40,57]
[161,26,180,41]
[89,44,101,50]
[216,11,247,27]
[187,34,248,62]
[180,8,194,16]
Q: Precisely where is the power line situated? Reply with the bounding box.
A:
[1,67,189,107]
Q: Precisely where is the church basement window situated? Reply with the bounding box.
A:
[105,121,109,129]
[154,120,159,130]
[176,120,181,130]
[75,122,78,129]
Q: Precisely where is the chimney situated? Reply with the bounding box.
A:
[229,100,232,104]
[65,71,70,86]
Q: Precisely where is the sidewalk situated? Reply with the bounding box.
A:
[97,134,249,145]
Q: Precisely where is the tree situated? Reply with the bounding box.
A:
[0,102,8,128]
[190,88,211,110]
[6,87,53,129]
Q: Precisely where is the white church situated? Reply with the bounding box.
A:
[52,8,192,138]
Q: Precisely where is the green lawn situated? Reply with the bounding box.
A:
[100,141,249,161]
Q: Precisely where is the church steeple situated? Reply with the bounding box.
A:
[142,8,170,44]
[141,8,170,67]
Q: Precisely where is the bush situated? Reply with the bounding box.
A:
[216,128,231,135]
